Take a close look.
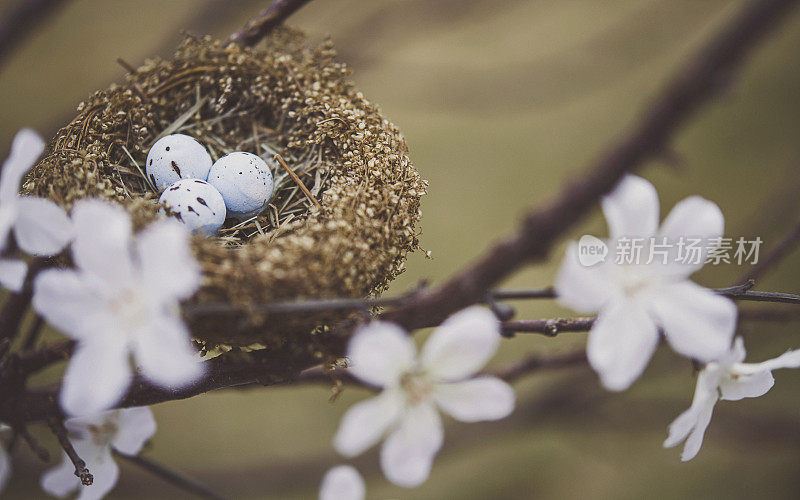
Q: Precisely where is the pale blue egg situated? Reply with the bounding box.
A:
[159,179,226,235]
[207,152,274,219]
[146,134,213,191]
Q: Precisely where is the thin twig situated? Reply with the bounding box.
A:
[723,290,800,305]
[228,0,314,47]
[21,315,45,350]
[48,418,93,486]
[17,425,50,462]
[274,154,322,210]
[381,0,800,331]
[0,258,48,342]
[502,318,596,337]
[184,285,800,316]
[114,451,227,500]
[298,349,589,387]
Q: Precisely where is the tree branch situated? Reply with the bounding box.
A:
[48,417,93,486]
[502,318,596,337]
[0,342,330,423]
[381,0,800,331]
[228,0,314,47]
[0,258,49,344]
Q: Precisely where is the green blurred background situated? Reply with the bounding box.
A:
[2,0,800,498]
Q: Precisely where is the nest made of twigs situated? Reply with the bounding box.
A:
[24,28,426,354]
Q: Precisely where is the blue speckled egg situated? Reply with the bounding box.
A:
[206,152,274,219]
[159,179,226,235]
[146,134,213,191]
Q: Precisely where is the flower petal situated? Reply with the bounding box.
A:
[0,129,43,204]
[380,402,443,488]
[719,370,773,401]
[680,394,717,462]
[60,339,132,416]
[71,199,133,287]
[41,454,79,498]
[132,314,204,388]
[601,175,659,239]
[112,407,157,456]
[136,220,200,301]
[657,196,724,277]
[648,281,736,362]
[333,390,404,458]
[33,269,107,341]
[433,376,515,422]
[347,322,416,388]
[13,197,73,255]
[0,258,27,292]
[737,348,800,374]
[420,306,500,382]
[587,300,659,391]
[664,369,719,450]
[554,242,615,314]
[725,336,747,365]
[319,465,366,500]
[73,442,119,500]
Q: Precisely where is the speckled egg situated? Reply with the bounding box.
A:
[146,134,213,191]
[206,152,274,219]
[159,179,226,235]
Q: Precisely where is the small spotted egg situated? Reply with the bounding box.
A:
[145,134,213,191]
[159,179,226,235]
[206,152,274,219]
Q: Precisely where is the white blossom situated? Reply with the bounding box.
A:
[319,465,365,500]
[664,337,800,461]
[33,199,204,416]
[0,129,73,291]
[333,307,515,488]
[555,175,737,391]
[41,407,156,500]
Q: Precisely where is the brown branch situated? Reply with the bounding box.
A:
[48,418,93,486]
[184,285,800,317]
[502,318,596,337]
[1,0,797,427]
[0,342,331,423]
[16,424,50,462]
[228,0,314,47]
[739,214,800,284]
[114,451,226,500]
[0,0,69,70]
[297,349,588,388]
[0,258,49,343]
[381,0,800,331]
[21,315,45,350]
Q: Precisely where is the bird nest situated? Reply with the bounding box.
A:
[23,28,426,353]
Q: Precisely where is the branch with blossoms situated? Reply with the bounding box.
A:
[2,0,800,498]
